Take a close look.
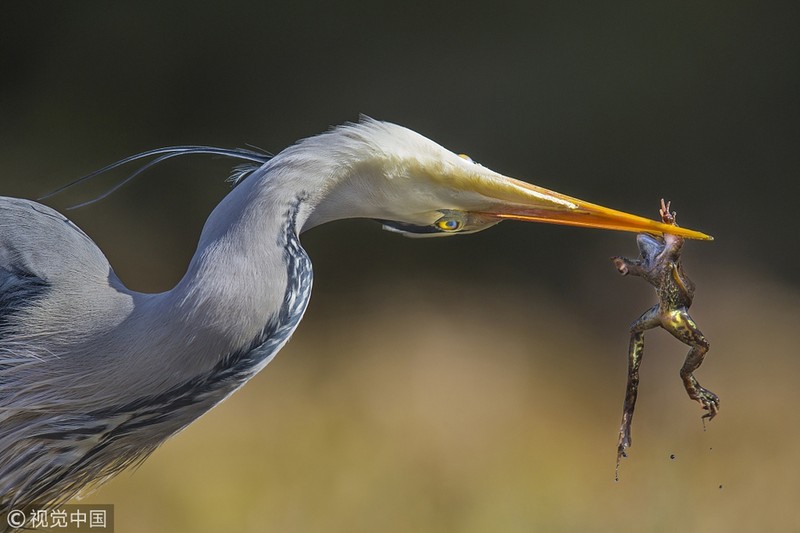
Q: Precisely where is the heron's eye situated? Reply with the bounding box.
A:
[436,218,462,231]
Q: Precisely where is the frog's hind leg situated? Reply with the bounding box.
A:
[617,304,660,479]
[662,310,719,421]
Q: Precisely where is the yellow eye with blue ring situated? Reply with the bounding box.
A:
[436,218,462,231]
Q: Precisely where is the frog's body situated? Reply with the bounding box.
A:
[611,200,718,476]
[628,233,695,307]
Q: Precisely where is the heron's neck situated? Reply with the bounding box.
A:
[154,185,288,363]
[152,141,378,377]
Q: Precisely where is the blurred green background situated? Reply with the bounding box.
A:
[2,1,799,531]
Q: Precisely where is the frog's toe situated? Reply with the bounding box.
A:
[611,257,629,275]
[699,390,720,420]
[618,434,630,454]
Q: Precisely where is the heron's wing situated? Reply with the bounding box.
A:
[0,196,111,276]
[0,265,49,331]
[0,197,114,336]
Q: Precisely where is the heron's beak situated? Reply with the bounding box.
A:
[476,175,713,240]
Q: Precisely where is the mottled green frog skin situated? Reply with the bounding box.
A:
[611,201,718,477]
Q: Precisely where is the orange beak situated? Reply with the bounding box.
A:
[480,176,713,240]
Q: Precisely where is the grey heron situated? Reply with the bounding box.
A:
[0,118,711,516]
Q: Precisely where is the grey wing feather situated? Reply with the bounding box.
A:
[0,197,129,513]
[0,197,111,285]
[0,197,119,346]
[0,266,49,335]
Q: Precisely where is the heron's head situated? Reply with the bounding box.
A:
[302,118,712,240]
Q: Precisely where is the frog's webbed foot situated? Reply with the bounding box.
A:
[616,414,633,480]
[694,385,720,421]
[663,310,719,423]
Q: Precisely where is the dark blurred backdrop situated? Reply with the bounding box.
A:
[2,1,797,293]
[2,2,799,531]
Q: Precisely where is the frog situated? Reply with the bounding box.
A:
[611,199,718,478]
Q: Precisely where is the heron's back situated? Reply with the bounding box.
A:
[0,197,138,514]
[0,193,314,516]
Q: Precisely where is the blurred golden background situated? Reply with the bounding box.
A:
[2,1,799,531]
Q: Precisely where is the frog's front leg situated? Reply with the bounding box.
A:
[617,304,660,479]
[662,309,719,420]
[611,256,644,277]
